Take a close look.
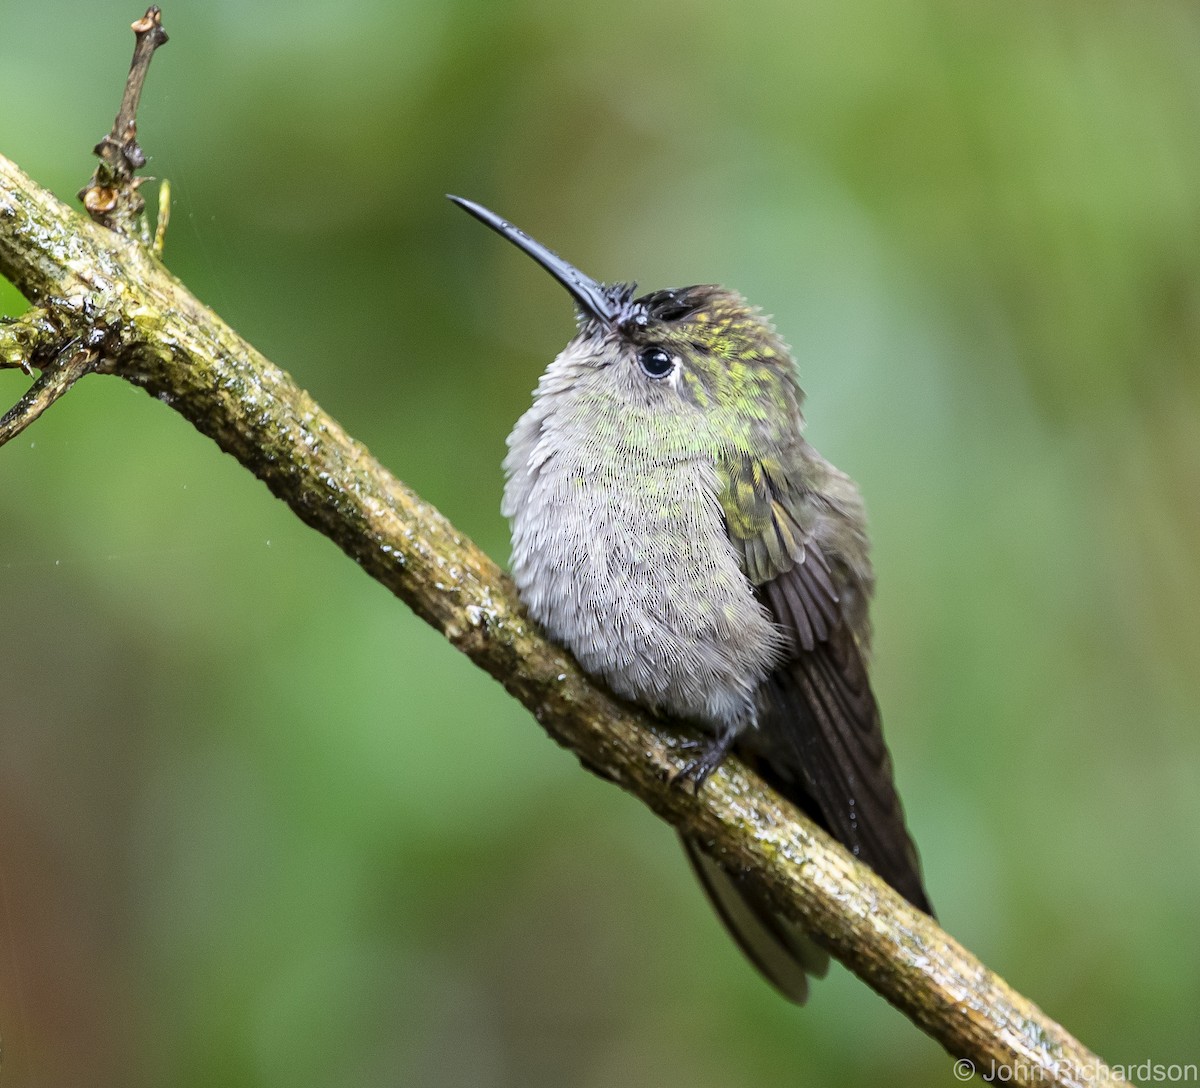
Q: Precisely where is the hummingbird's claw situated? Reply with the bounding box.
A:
[670,731,738,794]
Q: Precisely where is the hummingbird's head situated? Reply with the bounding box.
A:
[449,196,803,443]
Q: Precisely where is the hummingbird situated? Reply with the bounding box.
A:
[450,195,932,1003]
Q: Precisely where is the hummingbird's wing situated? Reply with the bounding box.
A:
[718,451,932,916]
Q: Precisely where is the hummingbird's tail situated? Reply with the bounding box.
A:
[680,834,829,1004]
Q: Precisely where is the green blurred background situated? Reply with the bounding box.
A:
[2,1,1199,1085]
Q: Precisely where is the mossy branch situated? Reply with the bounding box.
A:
[0,150,1131,1088]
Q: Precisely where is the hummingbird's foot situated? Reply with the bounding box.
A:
[671,728,739,794]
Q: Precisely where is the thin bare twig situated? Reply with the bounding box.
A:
[78,6,169,239]
[0,344,96,448]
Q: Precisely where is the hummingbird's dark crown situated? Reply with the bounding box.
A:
[633,285,711,324]
[584,283,714,333]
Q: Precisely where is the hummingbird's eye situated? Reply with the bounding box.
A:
[637,346,675,379]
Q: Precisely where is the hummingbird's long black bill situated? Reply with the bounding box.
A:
[447,195,620,325]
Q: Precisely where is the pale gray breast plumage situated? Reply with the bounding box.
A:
[502,372,785,732]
